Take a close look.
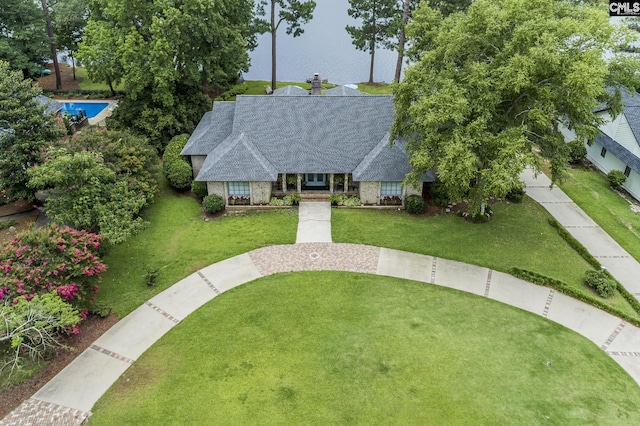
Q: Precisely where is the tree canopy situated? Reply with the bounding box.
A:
[0,61,63,202]
[392,0,640,217]
[78,0,255,147]
[0,0,49,77]
[28,129,159,246]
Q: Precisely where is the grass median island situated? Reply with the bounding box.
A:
[89,272,640,425]
[97,182,298,317]
[556,166,640,263]
[332,198,640,320]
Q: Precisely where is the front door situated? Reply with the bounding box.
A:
[304,173,327,187]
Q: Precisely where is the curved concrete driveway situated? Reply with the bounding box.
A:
[4,242,640,425]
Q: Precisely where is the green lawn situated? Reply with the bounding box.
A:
[89,272,640,425]
[76,67,126,92]
[97,183,298,317]
[556,166,640,263]
[331,199,639,320]
[355,82,394,94]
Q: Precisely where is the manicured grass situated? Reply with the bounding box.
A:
[89,272,640,425]
[355,82,394,94]
[556,166,640,263]
[332,199,639,320]
[76,67,126,92]
[97,183,298,317]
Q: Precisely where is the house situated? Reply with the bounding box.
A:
[561,90,640,201]
[181,83,432,206]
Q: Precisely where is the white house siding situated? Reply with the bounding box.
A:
[359,181,381,204]
[206,182,225,198]
[250,182,271,205]
[586,141,640,201]
[190,155,207,178]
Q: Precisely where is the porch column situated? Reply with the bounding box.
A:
[282,173,287,193]
[297,173,302,192]
[344,174,349,193]
[329,174,334,194]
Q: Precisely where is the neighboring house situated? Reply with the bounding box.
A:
[182,84,432,206]
[561,90,640,201]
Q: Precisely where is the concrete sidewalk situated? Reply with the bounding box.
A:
[5,243,640,425]
[521,168,640,295]
[295,201,332,243]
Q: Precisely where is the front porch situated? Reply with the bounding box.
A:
[271,173,359,195]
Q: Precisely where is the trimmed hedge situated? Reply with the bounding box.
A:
[510,268,640,327]
[607,170,627,189]
[163,134,192,190]
[405,194,425,214]
[191,181,208,198]
[584,270,616,298]
[203,194,224,213]
[547,217,640,316]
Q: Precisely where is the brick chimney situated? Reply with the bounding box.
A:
[311,73,322,95]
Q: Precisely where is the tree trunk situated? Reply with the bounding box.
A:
[369,42,375,83]
[394,0,411,83]
[107,78,115,97]
[71,52,76,80]
[41,0,61,90]
[271,1,277,92]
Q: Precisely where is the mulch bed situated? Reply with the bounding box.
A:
[35,63,82,92]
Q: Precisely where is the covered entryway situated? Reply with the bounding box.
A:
[303,173,329,189]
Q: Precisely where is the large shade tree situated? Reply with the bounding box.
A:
[78,0,255,148]
[392,0,640,217]
[52,0,88,80]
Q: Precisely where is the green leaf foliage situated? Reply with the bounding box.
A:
[393,0,640,216]
[163,134,193,191]
[0,61,64,201]
[404,194,424,214]
[78,0,255,147]
[202,194,224,213]
[27,129,159,246]
[0,0,49,76]
[1,292,80,383]
[607,170,627,189]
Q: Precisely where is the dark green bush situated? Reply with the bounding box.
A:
[191,181,208,198]
[405,194,425,214]
[607,170,627,189]
[203,194,224,213]
[567,140,587,164]
[506,186,525,203]
[429,182,450,207]
[584,270,616,298]
[163,134,193,190]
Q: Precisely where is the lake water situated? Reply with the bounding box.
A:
[245,0,401,85]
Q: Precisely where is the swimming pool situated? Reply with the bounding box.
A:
[62,102,109,119]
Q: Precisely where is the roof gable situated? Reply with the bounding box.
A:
[597,132,640,174]
[620,90,640,147]
[181,102,235,155]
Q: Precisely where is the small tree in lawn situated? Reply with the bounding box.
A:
[346,0,400,83]
[255,0,316,91]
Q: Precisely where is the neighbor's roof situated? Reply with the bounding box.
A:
[34,95,63,115]
[181,102,235,155]
[195,93,408,181]
[272,85,308,96]
[325,86,363,96]
[621,89,640,146]
[597,131,640,174]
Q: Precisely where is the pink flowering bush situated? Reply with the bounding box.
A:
[0,224,106,308]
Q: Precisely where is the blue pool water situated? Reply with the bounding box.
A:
[62,102,109,119]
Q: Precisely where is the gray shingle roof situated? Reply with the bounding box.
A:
[197,94,409,181]
[181,102,235,155]
[34,95,63,115]
[597,132,640,174]
[621,90,640,147]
